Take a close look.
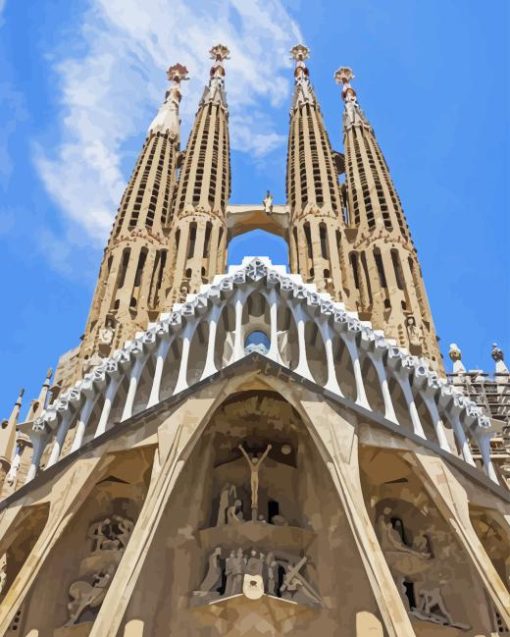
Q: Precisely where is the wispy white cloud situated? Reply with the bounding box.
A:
[35,0,302,249]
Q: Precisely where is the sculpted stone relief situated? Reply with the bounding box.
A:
[0,553,7,597]
[192,547,321,607]
[377,506,471,631]
[64,514,134,626]
[193,439,320,608]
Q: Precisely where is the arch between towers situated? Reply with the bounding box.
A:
[226,204,290,242]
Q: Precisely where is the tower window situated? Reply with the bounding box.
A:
[319,222,329,259]
[373,249,387,288]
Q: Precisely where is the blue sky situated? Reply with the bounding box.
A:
[0,0,508,418]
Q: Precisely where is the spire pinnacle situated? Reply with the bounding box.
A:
[149,63,189,137]
[335,66,369,130]
[0,388,24,462]
[492,343,508,374]
[290,43,310,79]
[449,343,466,373]
[202,44,230,107]
[209,44,230,78]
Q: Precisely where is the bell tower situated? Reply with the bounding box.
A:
[287,45,347,301]
[165,44,231,304]
[78,63,189,373]
[335,67,443,369]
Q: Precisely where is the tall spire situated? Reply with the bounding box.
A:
[165,44,231,304]
[0,388,24,467]
[287,44,347,301]
[335,66,442,369]
[74,64,188,379]
[148,63,189,140]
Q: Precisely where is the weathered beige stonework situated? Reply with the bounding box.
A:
[0,43,509,637]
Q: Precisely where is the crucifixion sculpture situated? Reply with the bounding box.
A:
[238,443,272,521]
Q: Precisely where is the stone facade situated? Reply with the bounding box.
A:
[0,44,509,637]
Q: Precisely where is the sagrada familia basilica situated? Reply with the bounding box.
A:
[0,43,508,637]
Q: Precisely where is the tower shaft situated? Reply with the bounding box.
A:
[165,45,231,304]
[336,68,442,369]
[287,45,347,301]
[77,65,188,375]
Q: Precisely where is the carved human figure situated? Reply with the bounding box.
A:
[238,443,272,520]
[229,548,246,595]
[377,508,431,559]
[0,553,6,596]
[405,315,422,349]
[415,587,453,624]
[217,483,237,526]
[66,566,115,625]
[246,550,264,577]
[88,519,107,552]
[112,515,133,549]
[197,547,222,594]
[265,552,278,596]
[280,557,321,607]
[263,190,273,214]
[226,499,244,524]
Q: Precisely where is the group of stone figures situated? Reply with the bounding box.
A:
[193,547,321,607]
[65,515,133,625]
[377,507,469,630]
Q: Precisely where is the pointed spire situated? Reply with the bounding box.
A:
[148,63,189,139]
[27,368,53,421]
[290,44,316,107]
[203,44,230,107]
[492,343,508,374]
[334,66,370,130]
[449,343,466,373]
[0,388,24,462]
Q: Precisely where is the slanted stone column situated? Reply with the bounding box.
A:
[298,397,415,636]
[0,455,110,633]
[88,385,228,637]
[408,451,510,625]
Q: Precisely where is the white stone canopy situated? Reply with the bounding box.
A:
[24,258,499,486]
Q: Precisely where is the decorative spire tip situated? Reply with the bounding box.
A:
[334,67,354,86]
[167,63,189,84]
[209,44,230,62]
[448,343,462,362]
[491,343,504,362]
[290,43,310,63]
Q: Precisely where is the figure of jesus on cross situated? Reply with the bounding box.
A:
[238,443,272,521]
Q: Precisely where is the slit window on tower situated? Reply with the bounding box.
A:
[373,248,388,288]
[360,251,373,305]
[349,252,360,289]
[203,222,212,257]
[304,222,313,259]
[293,227,299,269]
[391,249,405,290]
[319,223,328,259]
[118,248,131,289]
[187,222,197,258]
[134,248,148,288]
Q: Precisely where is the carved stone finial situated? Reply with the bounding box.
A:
[290,43,310,63]
[46,368,53,380]
[209,44,230,62]
[167,63,189,84]
[334,66,354,86]
[448,343,462,362]
[491,343,504,362]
